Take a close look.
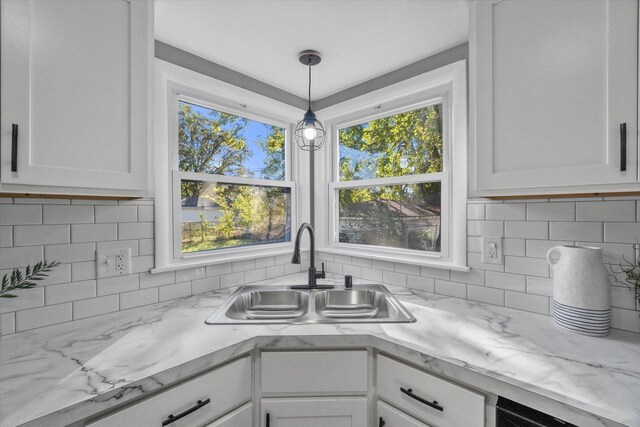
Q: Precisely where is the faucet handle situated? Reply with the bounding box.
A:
[316,262,326,279]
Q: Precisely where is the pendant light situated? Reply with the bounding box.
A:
[294,50,326,151]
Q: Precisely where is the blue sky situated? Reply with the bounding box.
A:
[185,102,283,179]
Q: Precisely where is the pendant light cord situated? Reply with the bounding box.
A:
[308,59,312,110]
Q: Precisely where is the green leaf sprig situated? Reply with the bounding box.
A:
[609,243,640,308]
[0,260,60,298]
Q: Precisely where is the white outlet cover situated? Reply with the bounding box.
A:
[97,247,132,278]
[482,236,503,264]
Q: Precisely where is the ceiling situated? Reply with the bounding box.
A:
[154,0,469,101]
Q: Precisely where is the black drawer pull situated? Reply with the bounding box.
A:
[400,387,444,412]
[620,122,627,172]
[379,416,386,426]
[161,398,210,426]
[266,412,270,427]
[11,124,18,172]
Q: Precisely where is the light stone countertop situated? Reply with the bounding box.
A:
[0,273,638,427]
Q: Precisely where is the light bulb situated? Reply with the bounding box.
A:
[303,126,317,140]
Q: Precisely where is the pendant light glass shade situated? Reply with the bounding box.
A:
[295,50,325,151]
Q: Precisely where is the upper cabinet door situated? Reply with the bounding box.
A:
[470,0,638,196]
[0,0,150,194]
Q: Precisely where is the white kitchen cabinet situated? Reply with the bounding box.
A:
[205,403,253,427]
[261,350,368,394]
[377,401,430,427]
[0,0,151,197]
[261,397,368,427]
[470,0,639,197]
[376,355,484,427]
[87,356,251,427]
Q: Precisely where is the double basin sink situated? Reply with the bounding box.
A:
[205,284,416,324]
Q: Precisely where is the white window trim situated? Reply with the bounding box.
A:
[314,60,469,271]
[153,59,307,273]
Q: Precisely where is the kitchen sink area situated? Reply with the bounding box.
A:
[205,284,416,324]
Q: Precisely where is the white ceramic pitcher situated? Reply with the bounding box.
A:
[546,245,610,310]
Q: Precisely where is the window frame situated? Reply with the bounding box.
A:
[153,60,304,273]
[315,61,468,270]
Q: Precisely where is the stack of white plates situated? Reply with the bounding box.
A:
[552,299,610,337]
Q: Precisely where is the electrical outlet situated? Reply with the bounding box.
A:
[97,248,131,278]
[482,236,502,264]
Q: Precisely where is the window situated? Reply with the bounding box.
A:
[171,96,294,261]
[320,61,467,269]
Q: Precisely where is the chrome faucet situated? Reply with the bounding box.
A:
[290,223,333,290]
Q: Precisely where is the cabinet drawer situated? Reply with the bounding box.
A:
[206,402,252,427]
[377,355,484,427]
[377,400,430,427]
[88,356,251,427]
[261,351,368,394]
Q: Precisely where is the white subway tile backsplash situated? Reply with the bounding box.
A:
[0,287,44,314]
[450,269,485,285]
[468,253,504,272]
[485,271,526,292]
[97,274,139,296]
[576,241,635,265]
[435,280,466,298]
[206,263,232,277]
[406,275,435,292]
[324,262,343,275]
[611,307,640,333]
[576,201,636,222]
[232,259,255,272]
[526,240,572,259]
[527,203,575,221]
[245,268,266,283]
[382,271,407,287]
[549,222,603,242]
[467,204,485,220]
[343,264,362,278]
[16,303,72,331]
[610,286,636,310]
[43,205,93,224]
[220,272,244,288]
[395,263,420,276]
[72,261,96,281]
[372,259,395,271]
[73,295,119,320]
[503,238,526,256]
[138,238,154,256]
[40,263,72,286]
[45,280,96,305]
[420,266,452,280]
[95,206,137,223]
[159,281,191,302]
[505,291,549,315]
[120,288,158,310]
[46,242,95,263]
[604,222,640,244]
[351,257,372,268]
[0,204,42,225]
[0,313,15,335]
[0,226,12,247]
[486,203,526,220]
[526,276,553,297]
[334,254,352,264]
[468,220,504,237]
[255,257,275,268]
[265,265,285,279]
[467,285,504,306]
[0,246,43,269]
[71,223,117,243]
[362,267,383,282]
[504,221,548,239]
[140,271,175,289]
[118,222,153,240]
[131,255,155,274]
[468,236,482,253]
[175,267,205,282]
[191,277,220,294]
[97,239,139,256]
[505,256,549,277]
[137,206,154,222]
[14,225,69,246]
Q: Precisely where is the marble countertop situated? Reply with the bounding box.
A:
[1,273,639,427]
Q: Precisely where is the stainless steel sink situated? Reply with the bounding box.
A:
[206,284,416,325]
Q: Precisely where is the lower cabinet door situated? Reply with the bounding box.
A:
[261,397,368,427]
[377,400,430,427]
[206,403,253,427]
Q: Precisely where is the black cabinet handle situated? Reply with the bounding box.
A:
[400,387,444,412]
[620,122,627,172]
[379,416,386,426]
[11,124,18,172]
[161,398,210,426]
[266,412,270,427]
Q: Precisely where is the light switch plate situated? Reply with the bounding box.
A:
[97,247,131,278]
[482,236,502,264]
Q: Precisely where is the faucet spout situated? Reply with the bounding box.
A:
[290,223,332,290]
